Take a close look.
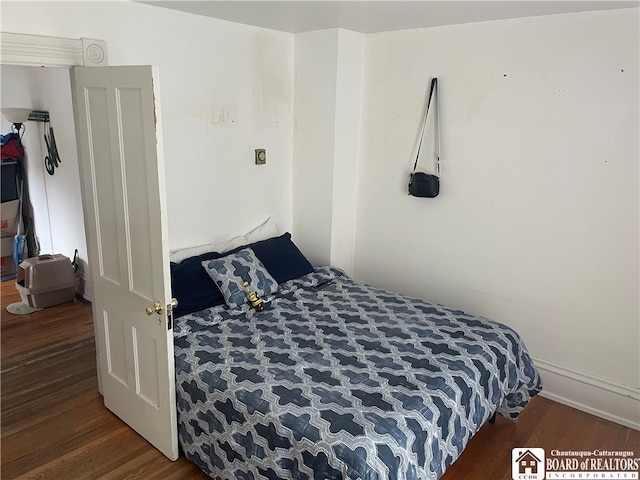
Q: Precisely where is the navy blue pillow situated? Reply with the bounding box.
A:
[170,250,224,318]
[170,232,313,318]
[243,232,314,284]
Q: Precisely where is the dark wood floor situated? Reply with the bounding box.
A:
[1,279,638,479]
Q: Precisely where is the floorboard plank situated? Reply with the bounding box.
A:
[1,386,102,439]
[2,419,124,479]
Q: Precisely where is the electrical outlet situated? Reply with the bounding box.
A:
[255,149,266,165]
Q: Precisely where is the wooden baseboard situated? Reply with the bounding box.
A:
[74,271,92,303]
[532,355,640,430]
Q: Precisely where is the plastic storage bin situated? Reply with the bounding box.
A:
[16,254,76,308]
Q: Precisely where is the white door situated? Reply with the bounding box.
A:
[71,65,178,460]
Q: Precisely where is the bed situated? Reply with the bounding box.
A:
[171,232,542,480]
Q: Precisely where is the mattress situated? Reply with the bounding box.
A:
[174,267,542,480]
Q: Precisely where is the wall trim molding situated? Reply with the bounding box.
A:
[532,355,640,430]
[0,32,108,67]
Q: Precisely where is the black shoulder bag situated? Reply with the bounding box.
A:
[408,77,440,198]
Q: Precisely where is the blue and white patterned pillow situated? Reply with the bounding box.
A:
[201,248,278,309]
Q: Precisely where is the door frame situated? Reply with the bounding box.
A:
[0,32,108,68]
[2,33,179,460]
[1,32,110,393]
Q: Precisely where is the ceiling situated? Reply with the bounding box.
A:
[137,0,639,34]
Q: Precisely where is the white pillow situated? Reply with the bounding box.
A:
[168,242,218,264]
[215,216,279,254]
[169,217,279,263]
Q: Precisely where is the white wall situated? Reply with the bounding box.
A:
[1,66,90,298]
[292,30,339,266]
[0,0,294,252]
[355,9,639,427]
[330,30,365,274]
[293,29,364,273]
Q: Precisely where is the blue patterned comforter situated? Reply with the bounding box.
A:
[174,267,542,480]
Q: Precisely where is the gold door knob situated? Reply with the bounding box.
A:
[145,299,178,316]
[145,301,163,316]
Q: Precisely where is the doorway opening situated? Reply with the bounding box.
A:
[1,64,89,299]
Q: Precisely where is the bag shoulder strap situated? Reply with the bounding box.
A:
[412,77,440,176]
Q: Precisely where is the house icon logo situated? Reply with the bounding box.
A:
[512,448,545,480]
